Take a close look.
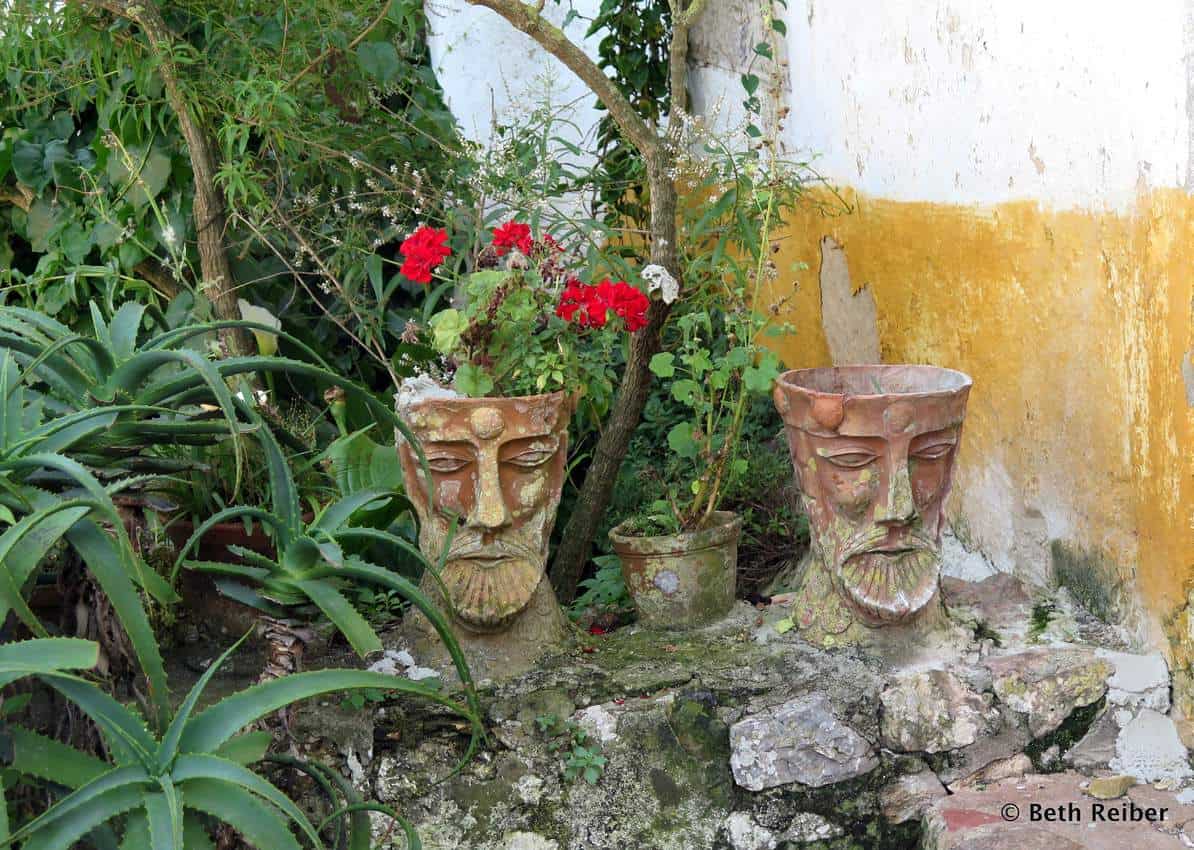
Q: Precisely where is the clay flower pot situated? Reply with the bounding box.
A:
[772,364,971,644]
[609,511,742,630]
[397,391,570,640]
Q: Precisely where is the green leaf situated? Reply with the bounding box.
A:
[294,579,382,658]
[366,254,384,302]
[6,766,150,847]
[428,308,466,355]
[38,674,156,765]
[670,379,701,405]
[666,422,698,459]
[107,145,172,207]
[0,638,98,682]
[754,41,774,59]
[12,140,49,192]
[212,732,271,766]
[144,791,182,850]
[19,785,143,850]
[356,41,402,86]
[648,352,675,378]
[180,778,300,850]
[25,199,60,253]
[453,363,493,397]
[171,755,321,848]
[6,726,108,789]
[180,670,466,755]
[771,18,787,35]
[740,73,760,95]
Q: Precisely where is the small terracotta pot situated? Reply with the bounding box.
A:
[161,513,314,562]
[609,511,742,630]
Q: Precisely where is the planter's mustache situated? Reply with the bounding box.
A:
[837,524,937,564]
[445,535,539,564]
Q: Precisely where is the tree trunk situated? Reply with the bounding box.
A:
[83,0,254,356]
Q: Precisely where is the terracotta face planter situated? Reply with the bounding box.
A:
[398,392,569,637]
[772,365,971,645]
[609,511,742,630]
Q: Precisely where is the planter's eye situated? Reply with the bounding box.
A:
[428,457,470,473]
[824,451,877,469]
[911,441,956,461]
[505,448,555,469]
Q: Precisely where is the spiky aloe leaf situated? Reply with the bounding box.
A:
[178,670,469,755]
[180,778,300,850]
[16,786,144,850]
[0,500,92,633]
[6,726,108,789]
[37,674,155,767]
[292,578,382,658]
[2,766,150,848]
[0,638,99,688]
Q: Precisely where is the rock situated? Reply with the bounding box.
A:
[934,720,1032,787]
[500,832,558,850]
[987,649,1112,737]
[949,753,1032,790]
[880,767,947,823]
[575,704,619,744]
[513,774,545,806]
[942,573,1034,644]
[926,771,1194,849]
[1097,649,1170,713]
[1111,709,1193,783]
[374,754,416,802]
[723,812,776,850]
[1086,774,1135,799]
[777,812,843,843]
[879,668,1000,752]
[729,693,878,791]
[1064,710,1119,771]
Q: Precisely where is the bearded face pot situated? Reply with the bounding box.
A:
[772,365,971,647]
[397,392,569,675]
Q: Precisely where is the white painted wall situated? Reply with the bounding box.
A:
[424,0,604,157]
[429,0,1191,212]
[782,0,1190,210]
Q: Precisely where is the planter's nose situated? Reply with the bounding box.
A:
[875,454,918,526]
[469,449,511,533]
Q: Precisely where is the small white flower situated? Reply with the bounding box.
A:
[161,224,177,248]
[642,264,679,304]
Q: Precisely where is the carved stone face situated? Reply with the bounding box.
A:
[774,366,971,624]
[398,393,568,633]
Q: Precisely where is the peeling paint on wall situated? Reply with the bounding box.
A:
[817,236,880,365]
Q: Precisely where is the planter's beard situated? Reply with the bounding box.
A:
[436,534,545,632]
[831,525,940,623]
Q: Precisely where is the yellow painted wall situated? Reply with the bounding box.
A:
[764,188,1194,699]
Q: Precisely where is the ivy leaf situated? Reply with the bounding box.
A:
[12,140,49,192]
[740,73,760,96]
[754,42,773,59]
[648,352,675,378]
[771,19,787,35]
[454,363,494,397]
[357,42,402,87]
[667,422,698,459]
[670,379,700,405]
[0,139,12,182]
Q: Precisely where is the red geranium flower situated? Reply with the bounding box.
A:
[601,279,650,332]
[398,225,450,284]
[492,220,534,256]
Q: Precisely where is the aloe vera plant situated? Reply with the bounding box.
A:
[0,635,460,849]
[173,405,478,717]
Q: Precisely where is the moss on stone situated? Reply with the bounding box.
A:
[1025,696,1106,772]
[1050,540,1120,623]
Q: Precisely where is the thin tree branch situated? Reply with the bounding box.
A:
[286,1,394,90]
[465,0,662,160]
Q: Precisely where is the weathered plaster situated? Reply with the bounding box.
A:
[817,236,881,365]
[762,188,1194,663]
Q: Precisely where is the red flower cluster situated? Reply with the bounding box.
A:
[556,278,649,332]
[491,220,534,256]
[399,226,450,284]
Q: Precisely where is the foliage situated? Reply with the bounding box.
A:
[568,554,631,621]
[416,222,646,410]
[586,0,672,226]
[0,0,466,390]
[0,634,461,848]
[534,714,607,785]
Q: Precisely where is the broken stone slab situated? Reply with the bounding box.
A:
[777,812,844,843]
[723,812,776,850]
[1086,774,1135,800]
[925,771,1194,849]
[948,753,1032,792]
[986,648,1112,737]
[1063,709,1120,772]
[1110,708,1193,783]
[879,765,947,823]
[1096,649,1170,713]
[941,573,1034,644]
[729,693,878,791]
[879,668,1001,753]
